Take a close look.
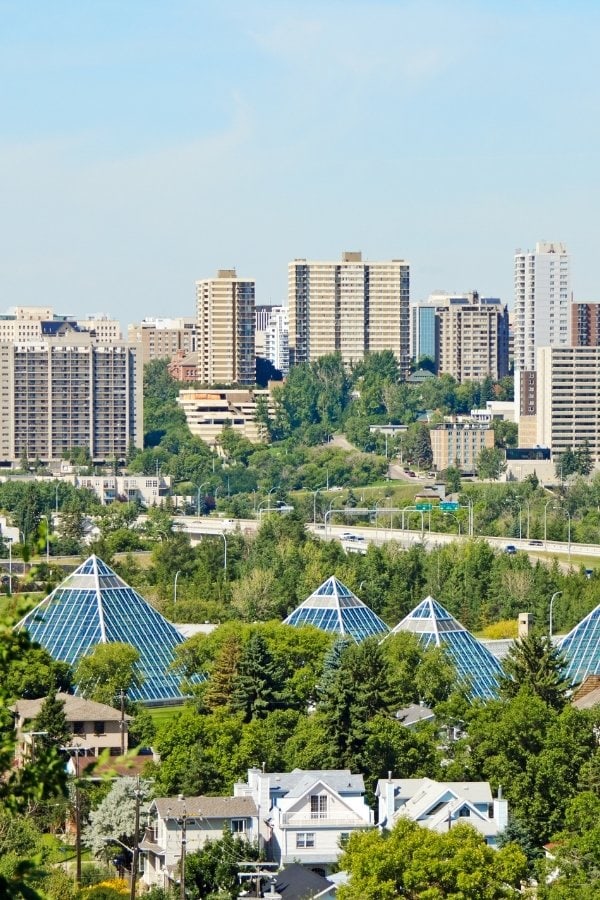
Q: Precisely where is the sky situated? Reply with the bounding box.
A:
[2,0,600,327]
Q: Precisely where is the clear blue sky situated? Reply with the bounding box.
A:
[2,0,600,325]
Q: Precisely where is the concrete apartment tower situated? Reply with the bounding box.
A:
[514,242,570,446]
[195,269,256,386]
[288,251,410,372]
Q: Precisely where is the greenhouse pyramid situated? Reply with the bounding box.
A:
[283,576,390,643]
[16,555,189,704]
[386,596,502,700]
[558,603,600,685]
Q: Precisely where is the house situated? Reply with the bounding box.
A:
[274,863,338,899]
[140,795,259,889]
[234,768,374,874]
[376,777,508,847]
[11,693,131,763]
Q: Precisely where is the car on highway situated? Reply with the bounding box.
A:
[504,544,518,555]
[528,539,543,547]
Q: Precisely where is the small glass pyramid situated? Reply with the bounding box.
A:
[386,596,502,699]
[283,576,389,643]
[558,603,600,685]
[16,555,189,704]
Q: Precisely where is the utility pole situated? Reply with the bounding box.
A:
[179,803,187,900]
[119,689,126,756]
[130,778,142,900]
[75,749,82,885]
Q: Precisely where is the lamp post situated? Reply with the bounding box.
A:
[174,571,181,606]
[506,500,522,541]
[311,487,323,525]
[55,483,60,518]
[178,802,187,900]
[197,482,209,516]
[218,532,227,572]
[7,538,12,596]
[549,591,563,640]
[523,498,531,540]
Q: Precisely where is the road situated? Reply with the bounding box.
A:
[172,515,600,560]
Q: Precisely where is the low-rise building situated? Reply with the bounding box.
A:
[376,777,508,846]
[11,693,130,762]
[178,387,275,447]
[234,767,374,872]
[141,795,259,889]
[63,473,171,506]
[430,422,494,472]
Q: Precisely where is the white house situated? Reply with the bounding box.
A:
[234,768,374,874]
[140,795,259,889]
[376,777,508,847]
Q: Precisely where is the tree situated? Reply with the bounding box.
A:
[499,633,571,710]
[443,466,462,493]
[575,440,593,477]
[84,777,152,858]
[555,446,578,480]
[231,632,286,722]
[338,818,527,899]
[74,643,143,707]
[204,633,242,711]
[492,419,518,449]
[185,828,261,899]
[476,447,507,481]
[31,692,71,752]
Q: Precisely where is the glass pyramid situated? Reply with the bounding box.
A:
[558,603,600,685]
[282,576,390,643]
[16,555,189,704]
[386,596,502,700]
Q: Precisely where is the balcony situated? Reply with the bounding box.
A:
[279,813,362,828]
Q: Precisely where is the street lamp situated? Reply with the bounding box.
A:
[218,532,227,572]
[549,591,563,640]
[197,482,210,516]
[544,498,555,549]
[174,571,181,606]
[554,505,571,561]
[311,487,323,525]
[505,499,522,541]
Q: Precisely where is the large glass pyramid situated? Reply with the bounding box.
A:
[282,576,389,643]
[386,596,502,700]
[16,555,189,704]
[558,603,600,685]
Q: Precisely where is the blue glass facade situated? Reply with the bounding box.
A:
[16,555,191,704]
[558,605,600,685]
[283,576,389,643]
[387,596,502,700]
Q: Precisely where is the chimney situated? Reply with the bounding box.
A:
[493,786,508,832]
[518,612,534,639]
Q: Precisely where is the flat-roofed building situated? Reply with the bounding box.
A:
[128,317,197,365]
[571,302,600,347]
[430,422,494,472]
[288,251,410,371]
[196,269,255,385]
[178,386,274,447]
[536,345,600,466]
[435,292,509,382]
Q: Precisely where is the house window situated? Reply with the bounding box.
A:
[72,722,84,735]
[310,795,327,819]
[459,806,470,817]
[231,819,247,834]
[340,833,350,848]
[296,833,315,849]
[94,721,105,735]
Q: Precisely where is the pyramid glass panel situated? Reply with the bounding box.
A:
[386,596,502,699]
[283,576,389,643]
[558,604,600,685]
[16,555,191,704]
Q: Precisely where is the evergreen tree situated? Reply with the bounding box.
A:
[499,633,571,710]
[31,692,71,752]
[204,633,242,711]
[555,446,578,480]
[575,440,593,476]
[231,632,286,722]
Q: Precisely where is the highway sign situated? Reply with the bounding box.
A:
[415,502,432,511]
[440,501,460,512]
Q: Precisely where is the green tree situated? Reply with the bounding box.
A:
[338,818,527,899]
[499,633,571,710]
[204,633,242,711]
[185,828,261,899]
[443,466,462,493]
[476,447,507,480]
[231,632,286,722]
[492,419,518,449]
[74,643,143,707]
[575,440,594,477]
[31,692,71,751]
[555,446,578,480]
[84,777,151,858]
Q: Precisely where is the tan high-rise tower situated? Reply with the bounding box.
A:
[195,269,255,385]
[288,251,410,371]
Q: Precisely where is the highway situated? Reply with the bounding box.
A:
[172,515,600,560]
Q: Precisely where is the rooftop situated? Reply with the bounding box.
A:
[282,576,389,643]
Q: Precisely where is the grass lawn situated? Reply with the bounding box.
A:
[149,704,184,729]
[528,550,600,570]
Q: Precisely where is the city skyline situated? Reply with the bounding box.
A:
[2,2,600,323]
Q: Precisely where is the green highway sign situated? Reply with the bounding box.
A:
[440,501,460,511]
[415,502,432,511]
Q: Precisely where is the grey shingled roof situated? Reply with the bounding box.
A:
[11,692,131,722]
[153,795,257,819]
[269,768,365,797]
[275,863,333,899]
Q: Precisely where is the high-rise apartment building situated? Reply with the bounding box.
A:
[195,269,255,385]
[536,345,600,465]
[411,303,437,363]
[0,308,121,343]
[288,252,410,371]
[435,292,509,382]
[264,306,289,375]
[0,318,142,464]
[514,242,571,373]
[128,317,197,365]
[571,302,600,347]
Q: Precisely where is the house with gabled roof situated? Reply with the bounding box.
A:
[234,768,374,874]
[376,777,508,847]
